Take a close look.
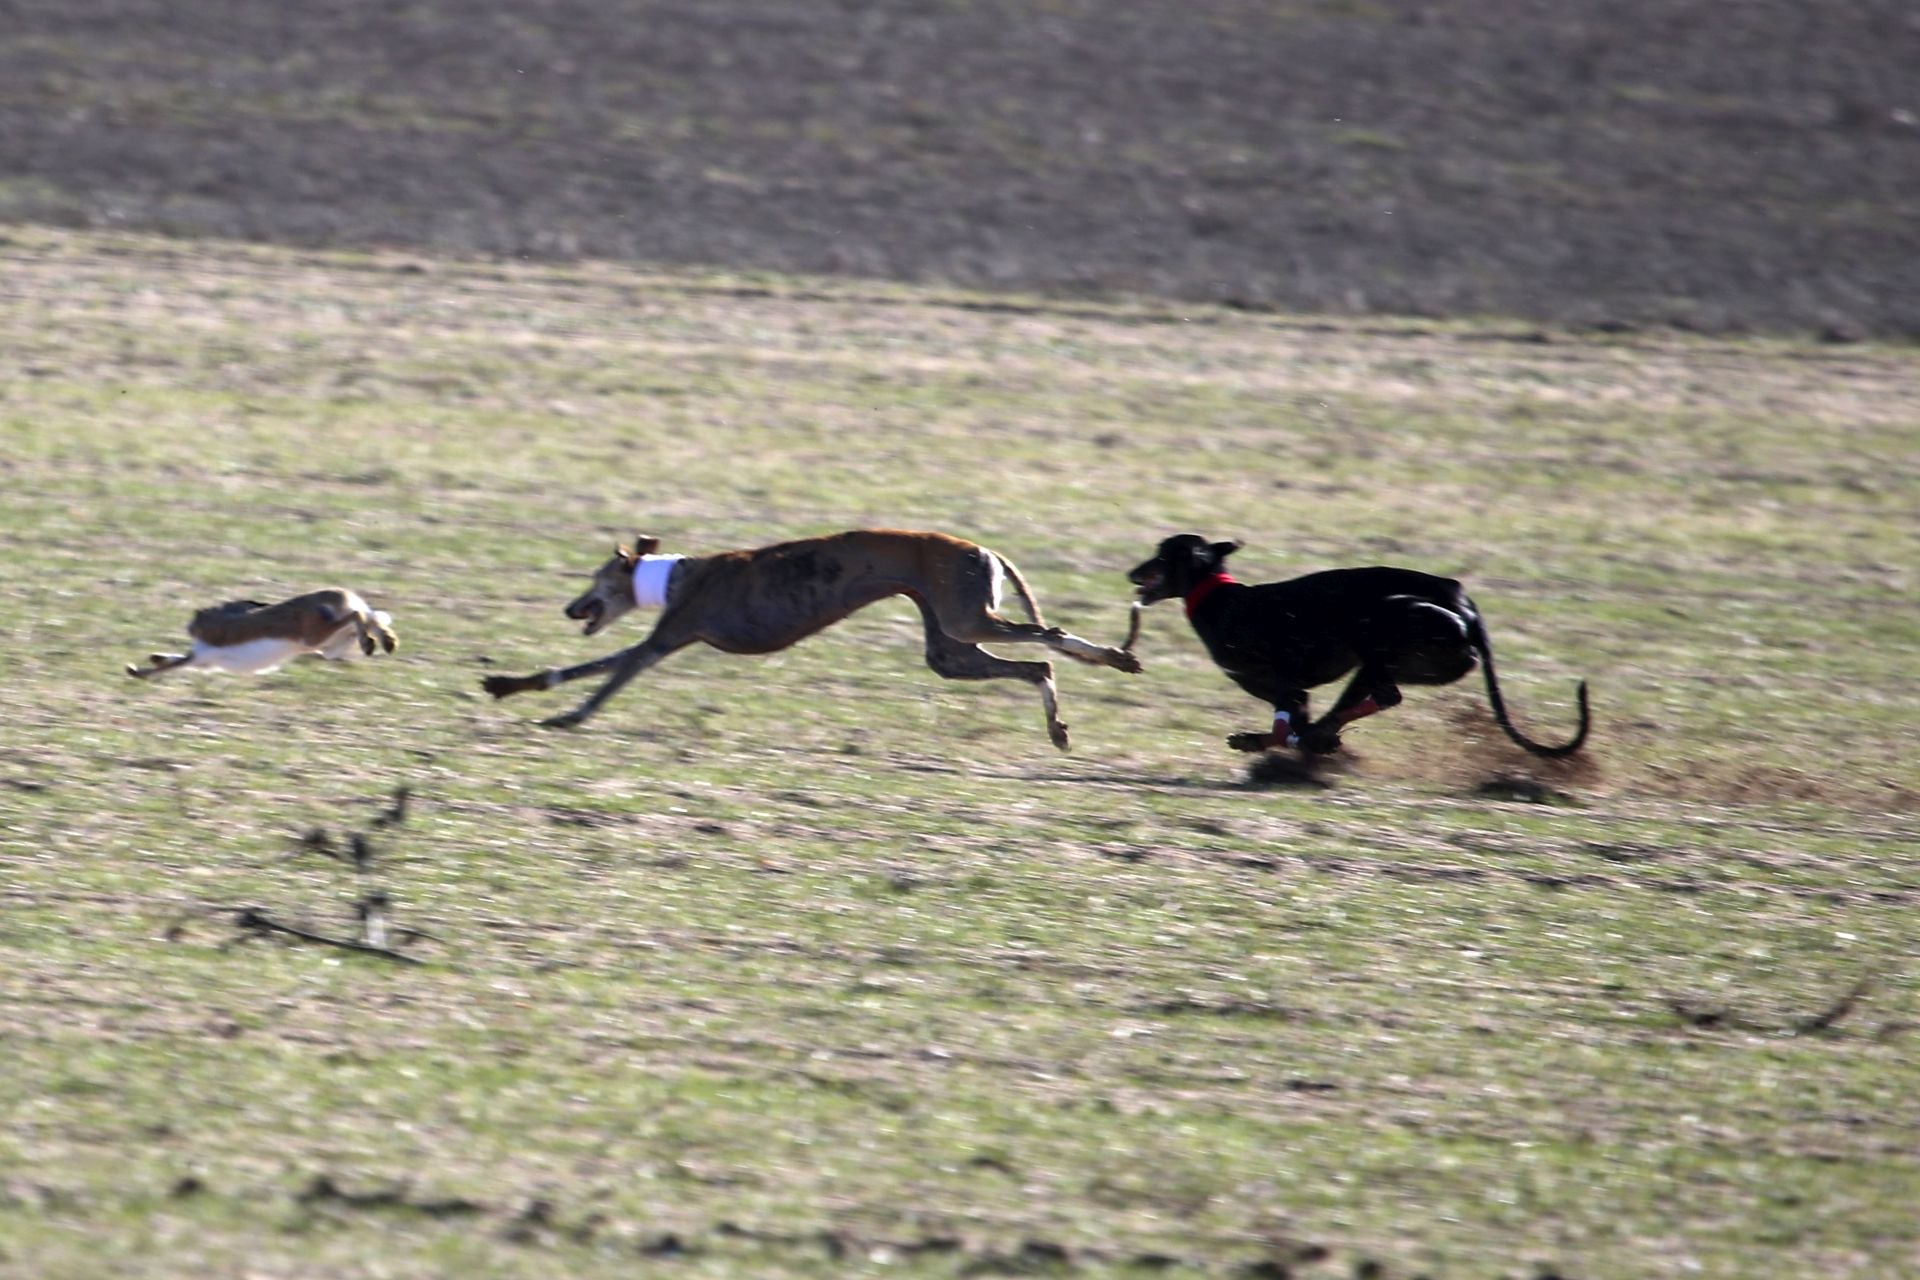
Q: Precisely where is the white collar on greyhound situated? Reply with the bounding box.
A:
[631,554,686,609]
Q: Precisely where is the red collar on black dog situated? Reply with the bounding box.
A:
[1184,573,1236,618]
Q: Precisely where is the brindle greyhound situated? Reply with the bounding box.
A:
[127,589,397,678]
[483,530,1144,747]
[1128,534,1589,758]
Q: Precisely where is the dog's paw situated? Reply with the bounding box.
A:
[540,711,587,730]
[481,674,532,699]
[1226,731,1271,753]
[1298,724,1344,755]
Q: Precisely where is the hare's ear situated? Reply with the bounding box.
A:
[632,534,662,556]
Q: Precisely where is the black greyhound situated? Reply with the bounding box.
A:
[1128,534,1590,758]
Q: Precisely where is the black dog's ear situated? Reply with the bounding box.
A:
[1209,540,1241,560]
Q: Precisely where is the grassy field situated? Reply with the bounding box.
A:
[1,227,1916,1278]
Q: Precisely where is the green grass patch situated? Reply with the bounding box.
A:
[0,228,1916,1279]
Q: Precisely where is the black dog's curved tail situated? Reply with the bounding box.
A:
[1468,615,1591,757]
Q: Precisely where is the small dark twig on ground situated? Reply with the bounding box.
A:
[371,785,410,828]
[297,1174,483,1217]
[1790,976,1873,1035]
[271,787,437,961]
[232,907,424,965]
[1667,976,1876,1036]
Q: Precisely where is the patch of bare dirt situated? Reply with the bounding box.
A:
[1243,749,1348,791]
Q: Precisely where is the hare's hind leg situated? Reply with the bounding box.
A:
[128,652,194,679]
[368,609,398,654]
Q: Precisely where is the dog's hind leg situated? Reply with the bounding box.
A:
[1039,625,1144,673]
[1380,600,1477,688]
[920,616,1070,751]
[941,553,1143,674]
[1298,669,1400,753]
[957,612,1142,674]
[1296,599,1476,752]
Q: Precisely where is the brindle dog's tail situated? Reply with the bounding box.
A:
[994,550,1141,660]
[1466,610,1591,758]
[992,553,1048,628]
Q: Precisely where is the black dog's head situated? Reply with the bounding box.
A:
[1128,534,1241,605]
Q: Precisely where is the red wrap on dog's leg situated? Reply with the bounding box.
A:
[1332,696,1382,727]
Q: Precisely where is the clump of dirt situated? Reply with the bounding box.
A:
[1434,701,1908,815]
[1644,761,1917,814]
[1243,749,1351,790]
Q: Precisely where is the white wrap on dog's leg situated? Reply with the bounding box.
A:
[631,555,686,609]
[1273,709,1301,748]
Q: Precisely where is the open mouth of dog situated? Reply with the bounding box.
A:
[567,598,606,636]
[1130,570,1167,603]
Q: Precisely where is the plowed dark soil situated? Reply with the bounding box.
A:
[4,0,1917,335]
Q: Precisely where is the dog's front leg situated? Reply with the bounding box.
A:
[481,650,630,701]
[1228,692,1311,753]
[541,641,671,729]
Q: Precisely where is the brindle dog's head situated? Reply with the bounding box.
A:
[1127,534,1241,605]
[565,534,661,637]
